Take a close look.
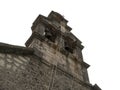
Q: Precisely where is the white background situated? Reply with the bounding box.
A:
[0,0,120,90]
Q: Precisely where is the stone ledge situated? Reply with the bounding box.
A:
[81,61,90,69]
[93,84,102,90]
[0,42,34,55]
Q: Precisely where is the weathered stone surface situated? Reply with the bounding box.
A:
[29,38,85,81]
[0,11,101,90]
[52,69,73,90]
[0,52,91,90]
[0,53,52,90]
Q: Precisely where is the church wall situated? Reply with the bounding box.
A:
[0,53,92,90]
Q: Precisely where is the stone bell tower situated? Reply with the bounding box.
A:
[25,11,101,90]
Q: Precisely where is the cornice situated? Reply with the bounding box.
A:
[0,42,34,55]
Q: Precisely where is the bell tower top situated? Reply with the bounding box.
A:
[26,11,84,54]
[48,11,68,23]
[31,11,72,33]
[48,11,72,32]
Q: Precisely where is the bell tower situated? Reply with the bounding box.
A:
[25,11,101,90]
[26,11,89,82]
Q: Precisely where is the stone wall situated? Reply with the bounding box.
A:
[0,52,92,90]
[0,11,101,90]
[29,38,84,81]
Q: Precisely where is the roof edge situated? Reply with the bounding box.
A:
[0,42,34,55]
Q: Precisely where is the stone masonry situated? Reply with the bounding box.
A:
[0,11,101,90]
